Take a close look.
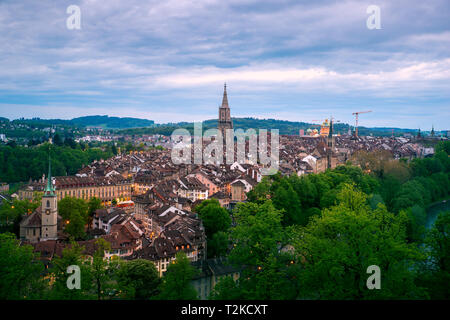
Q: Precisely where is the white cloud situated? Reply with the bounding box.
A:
[0,0,449,128]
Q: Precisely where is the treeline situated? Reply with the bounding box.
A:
[0,234,199,300]
[70,115,155,129]
[119,117,345,136]
[0,142,114,183]
[245,141,450,230]
[206,140,450,299]
[118,117,422,136]
[2,115,155,129]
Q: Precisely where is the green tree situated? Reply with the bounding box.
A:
[290,174,318,209]
[0,233,45,299]
[117,259,161,300]
[419,211,450,299]
[229,201,284,267]
[207,231,229,258]
[53,133,63,146]
[111,144,118,155]
[0,143,113,183]
[292,184,426,299]
[48,241,93,300]
[435,141,450,155]
[209,276,244,300]
[195,199,231,238]
[90,238,117,300]
[58,197,88,239]
[58,197,89,221]
[0,198,40,235]
[227,201,298,299]
[88,197,103,217]
[404,205,427,243]
[369,193,384,210]
[156,252,198,300]
[392,180,428,213]
[65,209,87,240]
[246,176,272,203]
[271,179,303,226]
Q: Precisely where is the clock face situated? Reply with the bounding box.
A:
[45,209,50,215]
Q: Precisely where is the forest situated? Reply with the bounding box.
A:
[0,142,114,183]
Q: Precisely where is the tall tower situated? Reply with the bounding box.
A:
[41,159,58,240]
[218,83,233,138]
[326,119,335,169]
[327,119,334,149]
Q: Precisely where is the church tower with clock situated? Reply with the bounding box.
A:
[41,160,58,240]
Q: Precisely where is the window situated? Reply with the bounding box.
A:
[46,200,50,207]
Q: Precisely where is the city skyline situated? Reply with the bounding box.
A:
[1,0,449,129]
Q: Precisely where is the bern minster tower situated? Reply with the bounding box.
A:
[218,83,233,138]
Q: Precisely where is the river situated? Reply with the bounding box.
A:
[425,199,450,230]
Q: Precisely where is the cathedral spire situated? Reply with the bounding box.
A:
[221,83,229,108]
[218,83,233,136]
[328,118,333,137]
[44,156,55,196]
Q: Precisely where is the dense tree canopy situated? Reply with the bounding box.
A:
[194,199,232,258]
[291,184,426,299]
[117,259,161,300]
[58,197,90,240]
[0,233,45,299]
[0,143,113,183]
[155,252,198,300]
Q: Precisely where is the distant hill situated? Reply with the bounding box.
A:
[118,117,420,137]
[70,115,154,129]
[4,115,425,136]
[9,115,155,129]
[119,117,314,135]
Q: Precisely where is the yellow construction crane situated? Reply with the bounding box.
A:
[352,110,372,137]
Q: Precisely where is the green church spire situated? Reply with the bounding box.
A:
[44,156,55,196]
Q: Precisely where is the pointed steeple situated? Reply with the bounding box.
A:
[44,156,55,196]
[327,118,334,150]
[218,83,233,135]
[328,118,333,137]
[221,83,229,108]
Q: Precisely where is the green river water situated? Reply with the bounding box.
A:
[425,199,450,230]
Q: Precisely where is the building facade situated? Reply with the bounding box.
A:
[19,175,132,205]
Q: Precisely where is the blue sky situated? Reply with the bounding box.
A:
[0,0,449,129]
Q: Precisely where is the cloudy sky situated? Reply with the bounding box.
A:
[1,0,449,129]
